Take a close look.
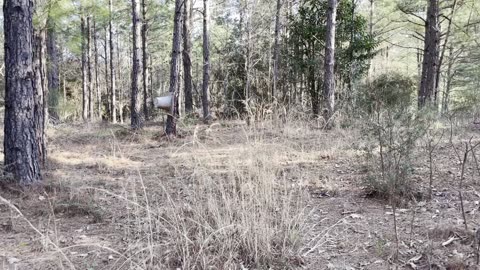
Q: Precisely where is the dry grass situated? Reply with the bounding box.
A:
[0,110,342,269]
[2,110,479,269]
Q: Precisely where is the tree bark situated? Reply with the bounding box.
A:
[322,0,338,127]
[165,0,183,136]
[87,17,93,120]
[109,0,117,123]
[3,0,42,184]
[183,0,194,113]
[46,17,59,121]
[418,0,439,108]
[104,27,110,119]
[141,0,149,120]
[93,19,101,119]
[202,0,211,120]
[131,0,144,129]
[272,0,282,101]
[33,29,48,166]
[81,16,88,120]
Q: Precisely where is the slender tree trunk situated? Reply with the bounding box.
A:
[4,0,42,184]
[46,17,59,121]
[141,0,149,120]
[442,45,454,113]
[81,16,88,120]
[117,34,124,124]
[202,0,211,120]
[87,17,93,120]
[272,0,282,101]
[131,0,144,129]
[418,0,439,107]
[245,0,251,102]
[435,0,456,105]
[81,16,88,121]
[33,30,48,166]
[183,0,194,113]
[93,19,101,119]
[322,0,338,127]
[104,27,109,119]
[109,0,117,123]
[165,0,183,136]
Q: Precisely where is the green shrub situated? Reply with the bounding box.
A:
[358,73,427,201]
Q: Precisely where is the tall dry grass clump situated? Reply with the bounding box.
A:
[116,131,308,269]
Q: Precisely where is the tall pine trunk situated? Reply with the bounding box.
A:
[33,29,48,166]
[46,17,59,121]
[109,0,117,123]
[418,0,439,107]
[183,0,194,113]
[165,0,183,136]
[131,0,143,129]
[3,0,42,184]
[322,0,338,127]
[202,0,211,120]
[87,17,93,119]
[93,19,101,118]
[141,0,149,120]
[81,16,88,120]
[104,27,110,119]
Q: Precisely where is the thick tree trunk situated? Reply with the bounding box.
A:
[202,0,211,120]
[418,0,439,108]
[141,0,149,120]
[3,0,42,184]
[131,0,143,129]
[272,0,281,101]
[109,0,117,123]
[183,0,194,113]
[46,17,59,121]
[322,0,338,127]
[81,16,88,120]
[165,0,183,136]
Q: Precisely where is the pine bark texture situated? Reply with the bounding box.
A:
[182,0,194,113]
[418,0,439,107]
[3,0,42,184]
[33,30,48,166]
[131,0,144,129]
[46,18,59,121]
[165,0,183,136]
[202,0,211,120]
[322,0,338,126]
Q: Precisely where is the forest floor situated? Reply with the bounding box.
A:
[0,116,480,270]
